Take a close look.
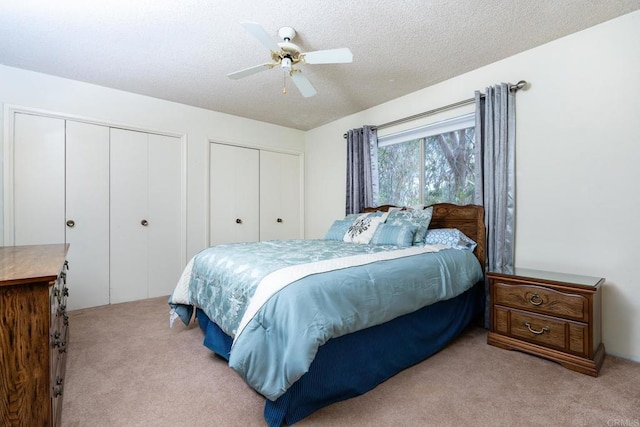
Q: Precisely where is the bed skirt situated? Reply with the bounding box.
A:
[196,281,484,426]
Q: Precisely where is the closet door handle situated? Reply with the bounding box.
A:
[141,219,149,226]
[276,218,283,223]
[66,220,75,228]
[235,218,243,224]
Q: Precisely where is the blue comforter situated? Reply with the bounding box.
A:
[169,239,483,400]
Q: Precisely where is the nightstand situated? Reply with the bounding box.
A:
[487,268,605,376]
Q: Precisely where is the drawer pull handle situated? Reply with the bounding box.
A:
[529,293,543,306]
[52,331,62,347]
[524,322,549,335]
[53,377,64,397]
[54,385,64,397]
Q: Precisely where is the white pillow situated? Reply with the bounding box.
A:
[343,212,389,244]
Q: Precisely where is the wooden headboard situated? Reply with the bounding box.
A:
[363,203,486,271]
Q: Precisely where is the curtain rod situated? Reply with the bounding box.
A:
[343,80,527,138]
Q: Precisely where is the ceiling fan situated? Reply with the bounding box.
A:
[227,22,353,97]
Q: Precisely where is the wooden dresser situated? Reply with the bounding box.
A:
[0,244,70,426]
[487,268,605,376]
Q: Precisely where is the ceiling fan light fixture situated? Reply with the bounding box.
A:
[281,56,292,71]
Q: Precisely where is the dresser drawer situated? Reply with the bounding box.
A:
[51,321,67,426]
[52,300,68,334]
[493,281,588,321]
[52,322,69,369]
[51,373,65,426]
[494,306,588,357]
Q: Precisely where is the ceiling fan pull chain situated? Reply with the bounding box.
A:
[283,71,287,94]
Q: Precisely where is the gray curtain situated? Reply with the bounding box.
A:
[474,83,516,326]
[346,125,378,215]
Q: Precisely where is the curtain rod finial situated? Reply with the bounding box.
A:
[513,80,527,91]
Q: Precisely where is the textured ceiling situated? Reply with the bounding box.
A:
[1,1,639,130]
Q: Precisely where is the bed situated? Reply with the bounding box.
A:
[169,203,486,426]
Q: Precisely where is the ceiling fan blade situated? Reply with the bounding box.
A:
[302,48,353,64]
[240,21,281,52]
[290,71,317,97]
[227,63,276,80]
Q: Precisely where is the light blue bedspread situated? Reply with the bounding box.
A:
[169,239,483,400]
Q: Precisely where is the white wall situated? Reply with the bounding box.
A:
[305,11,640,361]
[0,65,305,260]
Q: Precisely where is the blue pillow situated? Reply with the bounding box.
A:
[370,224,418,247]
[324,219,354,240]
[385,207,433,245]
[424,228,477,251]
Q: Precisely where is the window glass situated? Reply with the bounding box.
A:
[378,139,420,206]
[377,113,475,206]
[423,126,475,205]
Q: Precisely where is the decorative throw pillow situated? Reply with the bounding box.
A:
[370,224,418,247]
[343,212,389,244]
[324,219,354,240]
[424,228,477,251]
[345,211,387,221]
[385,206,433,245]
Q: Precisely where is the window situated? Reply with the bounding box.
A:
[376,113,475,206]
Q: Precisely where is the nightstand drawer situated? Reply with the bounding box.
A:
[494,282,588,321]
[494,306,588,357]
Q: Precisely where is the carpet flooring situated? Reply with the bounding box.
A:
[61,296,640,426]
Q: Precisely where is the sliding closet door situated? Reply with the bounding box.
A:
[65,121,110,310]
[110,128,149,303]
[209,143,259,245]
[147,133,181,298]
[12,113,65,245]
[260,150,302,241]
